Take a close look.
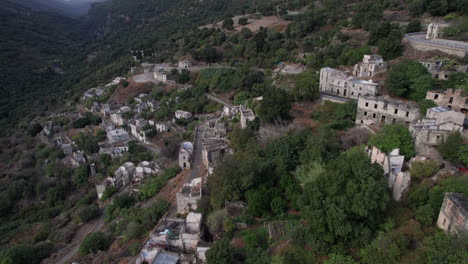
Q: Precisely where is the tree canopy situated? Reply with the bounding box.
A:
[300,148,390,253]
[368,124,416,158]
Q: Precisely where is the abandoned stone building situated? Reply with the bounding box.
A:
[134,161,160,182]
[107,128,130,143]
[129,119,150,143]
[419,59,452,80]
[152,213,203,253]
[179,142,193,169]
[320,67,380,100]
[112,162,136,188]
[437,192,468,234]
[154,70,168,82]
[426,89,468,113]
[178,59,192,69]
[410,106,465,146]
[240,106,255,129]
[353,54,388,78]
[176,177,202,214]
[355,95,420,126]
[110,106,131,126]
[174,110,192,120]
[366,146,410,201]
[155,122,170,133]
[273,62,306,75]
[101,103,111,117]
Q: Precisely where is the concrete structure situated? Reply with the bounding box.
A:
[426,89,468,113]
[356,95,420,126]
[134,161,160,182]
[320,67,380,100]
[156,122,170,133]
[101,104,111,117]
[437,193,468,234]
[129,119,150,143]
[61,144,73,155]
[419,59,452,80]
[176,178,202,214]
[112,162,136,188]
[273,62,306,75]
[174,110,192,120]
[405,32,468,58]
[178,60,192,69]
[410,106,465,146]
[107,129,130,143]
[240,106,255,129]
[152,213,203,253]
[135,242,180,264]
[353,55,388,78]
[426,23,440,40]
[147,100,160,112]
[179,142,193,169]
[110,106,131,126]
[71,151,86,168]
[154,70,168,82]
[135,93,148,103]
[366,146,410,201]
[99,144,129,158]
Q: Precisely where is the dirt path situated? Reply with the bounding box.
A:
[43,213,106,264]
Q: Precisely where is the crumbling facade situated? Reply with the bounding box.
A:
[320,67,380,100]
[410,106,465,146]
[353,55,388,78]
[240,106,255,129]
[356,95,420,126]
[366,146,410,201]
[176,178,202,214]
[107,129,130,143]
[174,110,192,120]
[426,89,468,113]
[179,142,193,169]
[437,192,468,234]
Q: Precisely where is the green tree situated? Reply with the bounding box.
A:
[325,254,357,264]
[415,204,435,226]
[78,204,100,222]
[386,60,431,100]
[457,145,468,166]
[206,238,235,264]
[437,132,463,162]
[417,99,437,116]
[293,70,320,101]
[423,231,468,264]
[406,20,421,33]
[301,148,390,253]
[378,29,403,60]
[257,87,291,124]
[238,17,248,25]
[410,160,439,179]
[73,164,89,187]
[368,125,416,158]
[79,232,110,255]
[222,17,234,30]
[360,232,409,264]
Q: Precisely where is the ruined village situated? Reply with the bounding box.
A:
[3,0,468,262]
[28,21,468,264]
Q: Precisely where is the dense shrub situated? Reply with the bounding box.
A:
[79,232,110,255]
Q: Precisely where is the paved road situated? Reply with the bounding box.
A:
[186,123,205,183]
[205,93,234,108]
[405,33,468,51]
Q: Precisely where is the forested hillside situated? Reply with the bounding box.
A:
[0,1,89,132]
[0,0,467,263]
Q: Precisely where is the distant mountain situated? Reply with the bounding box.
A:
[0,1,88,126]
[9,0,105,16]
